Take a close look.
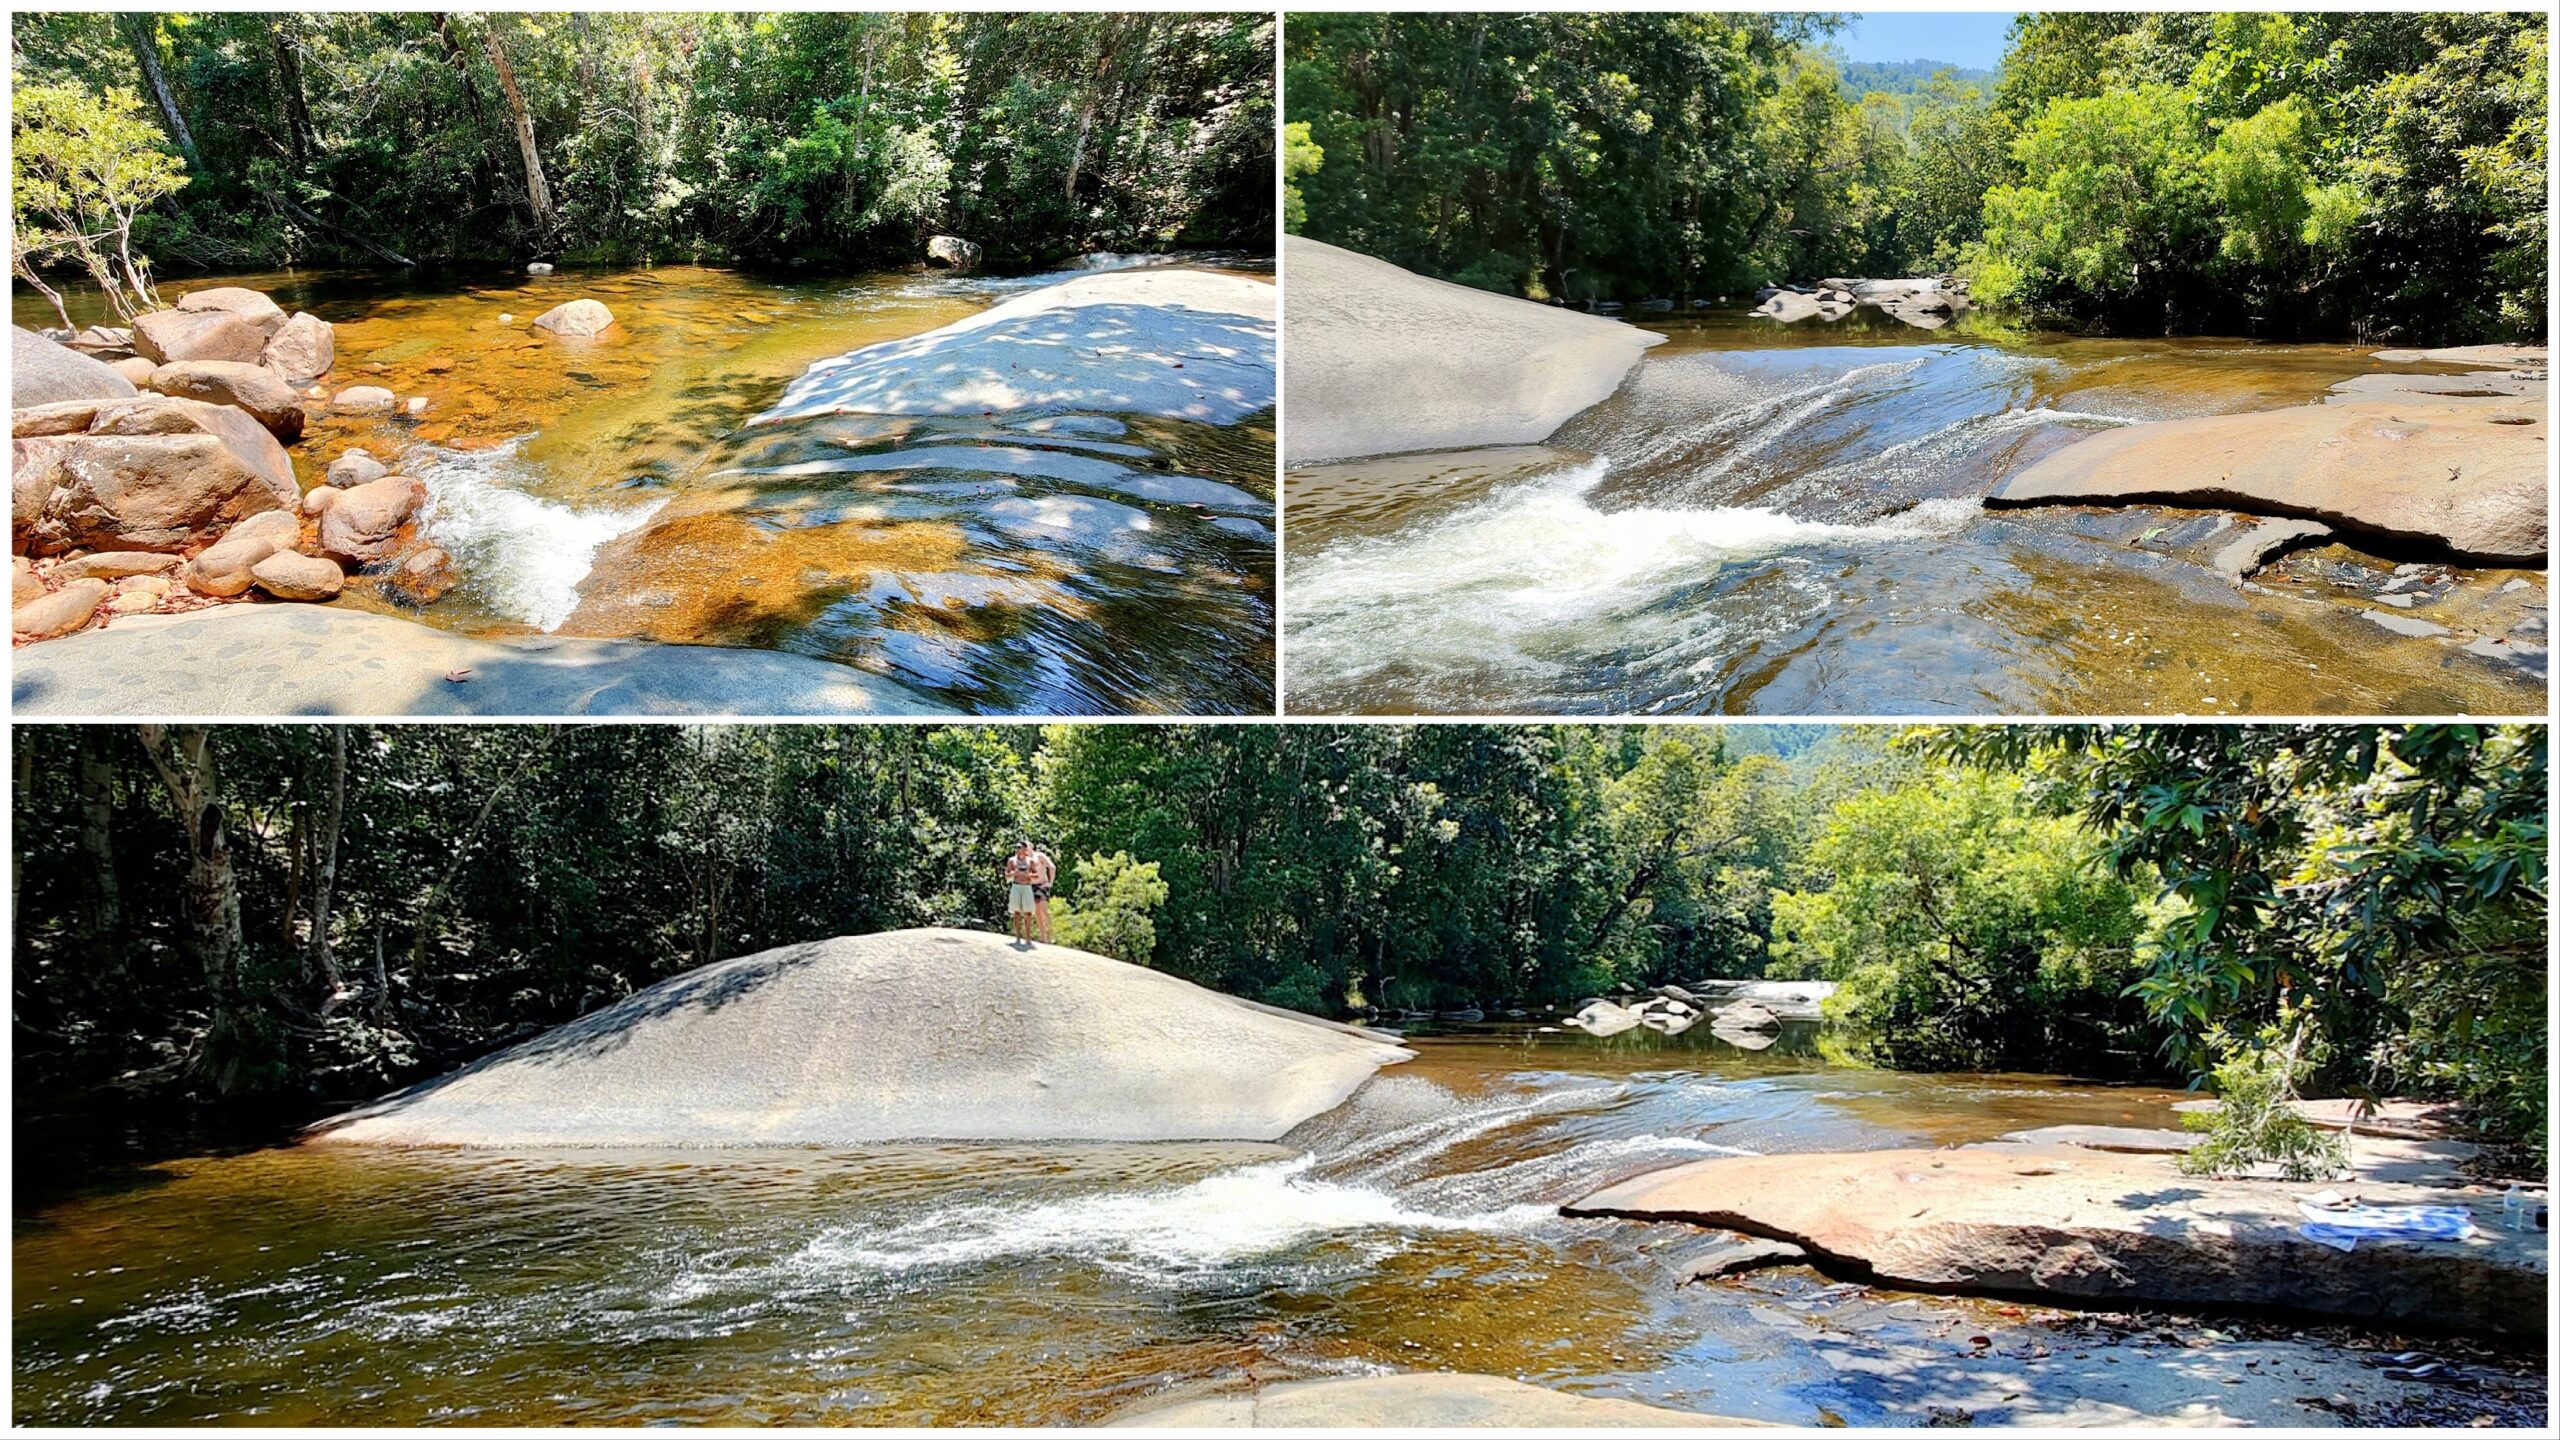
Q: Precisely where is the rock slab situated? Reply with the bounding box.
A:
[756,267,1274,428]
[1988,398,2547,564]
[308,927,1409,1145]
[1106,1374,1767,1429]
[12,326,138,408]
[1565,1145,2546,1337]
[1284,237,1661,462]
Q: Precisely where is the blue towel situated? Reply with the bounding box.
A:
[2296,1202,2478,1252]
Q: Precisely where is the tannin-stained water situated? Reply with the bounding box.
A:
[1284,311,2544,716]
[15,1026,2217,1427]
[16,259,1274,715]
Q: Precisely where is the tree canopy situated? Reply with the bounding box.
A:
[1286,10,2546,339]
[9,11,1273,274]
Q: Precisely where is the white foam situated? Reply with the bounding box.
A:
[410,438,666,632]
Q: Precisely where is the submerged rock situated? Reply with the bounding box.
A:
[755,266,1273,428]
[1106,1373,1768,1429]
[1988,397,2546,564]
[1283,237,1659,463]
[308,927,1408,1145]
[1566,1144,2546,1336]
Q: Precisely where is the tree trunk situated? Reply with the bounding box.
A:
[308,725,348,1007]
[74,730,125,981]
[480,20,558,234]
[135,724,259,1095]
[119,14,202,172]
[268,15,318,171]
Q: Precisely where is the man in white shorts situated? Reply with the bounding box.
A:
[1003,840,1040,943]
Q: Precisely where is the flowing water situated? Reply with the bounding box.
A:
[17,258,1274,714]
[1284,311,2545,716]
[28,1023,2536,1429]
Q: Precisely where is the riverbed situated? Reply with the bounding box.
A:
[14,1024,2542,1427]
[1283,311,2545,716]
[16,259,1275,715]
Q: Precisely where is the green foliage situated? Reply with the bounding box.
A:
[10,11,1271,272]
[2178,1019,2351,1182]
[1050,851,1168,965]
[10,78,189,321]
[1771,765,2151,1070]
[1281,120,1320,232]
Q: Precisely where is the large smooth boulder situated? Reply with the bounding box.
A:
[175,286,288,337]
[1283,238,1659,462]
[756,267,1275,428]
[145,360,307,442]
[12,576,110,639]
[925,234,981,272]
[130,307,267,366]
[263,311,336,382]
[12,395,298,555]
[1108,1375,1767,1429]
[12,604,949,717]
[531,299,616,337]
[317,475,421,564]
[249,548,343,601]
[12,326,139,408]
[307,927,1409,1145]
[1566,1144,2548,1337]
[1988,398,2547,564]
[184,510,304,597]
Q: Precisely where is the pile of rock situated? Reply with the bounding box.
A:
[1754,276,1971,330]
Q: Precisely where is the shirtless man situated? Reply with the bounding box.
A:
[1031,845,1058,945]
[1003,840,1040,943]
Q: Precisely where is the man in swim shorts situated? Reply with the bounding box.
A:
[1031,845,1058,945]
[1004,840,1040,943]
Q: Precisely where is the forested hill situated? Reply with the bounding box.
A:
[1837,58,1993,96]
[9,10,1273,272]
[1286,10,2547,340]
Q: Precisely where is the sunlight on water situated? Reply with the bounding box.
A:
[411,438,666,631]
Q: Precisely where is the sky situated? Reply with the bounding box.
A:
[1835,12,2019,72]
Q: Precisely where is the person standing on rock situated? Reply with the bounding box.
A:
[1031,845,1058,945]
[1004,841,1041,944]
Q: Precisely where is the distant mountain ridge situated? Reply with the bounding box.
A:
[1838,57,1996,96]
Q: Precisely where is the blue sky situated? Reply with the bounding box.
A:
[1835,13,2019,72]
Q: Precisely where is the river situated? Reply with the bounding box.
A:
[16,259,1275,715]
[14,1024,2542,1427]
[1283,311,2545,716]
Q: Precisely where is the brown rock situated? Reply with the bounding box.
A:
[145,360,307,442]
[250,549,345,601]
[13,558,47,607]
[531,299,616,337]
[184,510,304,597]
[1988,398,2548,564]
[1566,1144,2547,1337]
[10,400,108,438]
[13,576,109,639]
[381,544,459,605]
[302,486,341,516]
[69,325,135,355]
[262,311,335,381]
[20,396,298,555]
[326,448,390,488]
[131,308,267,366]
[319,475,423,564]
[175,286,288,337]
[110,356,159,386]
[58,550,182,581]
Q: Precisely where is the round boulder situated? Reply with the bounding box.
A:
[250,549,344,602]
[332,385,397,416]
[12,326,138,409]
[175,286,288,337]
[263,311,336,383]
[109,356,158,386]
[146,360,307,443]
[925,234,982,272]
[530,299,615,337]
[317,474,422,564]
[184,509,304,597]
[131,308,267,366]
[301,486,341,517]
[12,576,110,640]
[326,448,389,488]
[307,927,1410,1145]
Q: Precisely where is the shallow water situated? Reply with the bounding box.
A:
[1284,311,2544,716]
[18,259,1274,714]
[12,1025,2235,1427]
